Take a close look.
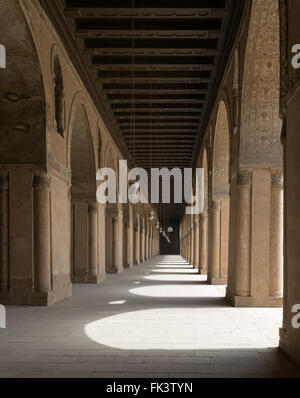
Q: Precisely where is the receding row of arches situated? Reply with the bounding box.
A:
[0,0,160,307]
[181,0,283,307]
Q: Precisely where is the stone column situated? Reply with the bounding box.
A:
[33,172,52,294]
[149,225,152,259]
[227,168,283,307]
[88,203,98,280]
[128,205,134,267]
[190,222,195,266]
[148,225,152,259]
[208,199,221,284]
[208,195,228,285]
[188,229,192,264]
[234,170,252,298]
[145,223,149,261]
[135,223,140,264]
[123,222,128,268]
[0,172,9,293]
[132,223,136,265]
[185,235,188,261]
[127,223,132,267]
[193,217,200,269]
[199,211,208,275]
[140,219,145,262]
[269,171,283,297]
[117,205,124,272]
[112,216,118,272]
[185,234,187,261]
[105,204,118,274]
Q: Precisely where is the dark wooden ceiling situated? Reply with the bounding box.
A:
[39,0,245,222]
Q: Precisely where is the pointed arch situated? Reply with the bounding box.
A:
[212,100,230,198]
[52,51,65,136]
[70,103,97,200]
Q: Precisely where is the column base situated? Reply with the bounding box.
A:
[208,276,227,285]
[0,289,72,306]
[228,295,283,307]
[124,263,134,269]
[73,273,105,284]
[106,268,123,275]
[279,327,288,351]
[1,275,72,306]
[88,274,106,284]
[199,269,207,275]
[0,292,10,305]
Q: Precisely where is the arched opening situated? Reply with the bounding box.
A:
[208,100,230,285]
[53,55,64,136]
[70,104,98,283]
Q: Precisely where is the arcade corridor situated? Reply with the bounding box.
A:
[2,0,300,379]
[0,256,299,378]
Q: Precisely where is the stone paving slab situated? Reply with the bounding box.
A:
[0,255,299,378]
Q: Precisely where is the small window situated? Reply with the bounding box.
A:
[53,55,64,136]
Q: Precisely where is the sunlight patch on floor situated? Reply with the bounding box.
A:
[84,307,282,350]
[129,284,225,298]
[151,268,199,274]
[144,274,207,282]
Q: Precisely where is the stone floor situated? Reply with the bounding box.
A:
[0,255,299,378]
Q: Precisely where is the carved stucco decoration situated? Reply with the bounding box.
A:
[236,168,253,186]
[33,171,51,191]
[279,0,300,113]
[271,170,284,188]
[240,0,282,168]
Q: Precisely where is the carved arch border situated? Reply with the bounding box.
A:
[211,89,232,198]
[66,91,97,177]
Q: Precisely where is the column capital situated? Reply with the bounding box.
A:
[271,170,283,189]
[0,171,8,191]
[33,171,51,191]
[200,211,208,221]
[210,199,221,211]
[67,183,72,201]
[88,203,98,214]
[105,203,118,218]
[237,168,253,186]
